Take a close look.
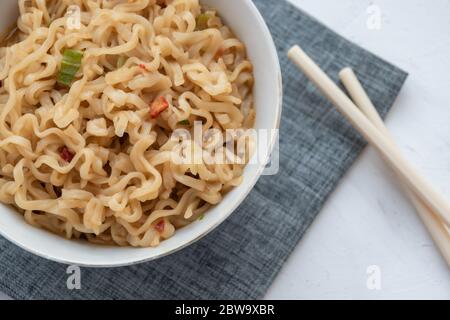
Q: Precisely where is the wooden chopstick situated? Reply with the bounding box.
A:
[339,68,450,266]
[287,45,450,229]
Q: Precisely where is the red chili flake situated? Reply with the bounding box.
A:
[138,63,148,71]
[214,47,225,60]
[59,146,75,162]
[156,0,167,8]
[150,96,169,119]
[155,219,165,233]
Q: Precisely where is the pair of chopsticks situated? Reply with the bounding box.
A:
[288,45,450,266]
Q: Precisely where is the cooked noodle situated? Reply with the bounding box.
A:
[0,0,255,247]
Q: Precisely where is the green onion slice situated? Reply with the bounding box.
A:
[178,119,190,126]
[57,49,83,87]
[117,56,126,68]
[196,13,210,30]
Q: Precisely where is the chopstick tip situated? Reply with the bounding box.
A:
[339,67,354,78]
[287,45,302,58]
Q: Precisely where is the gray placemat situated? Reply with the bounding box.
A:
[0,0,408,300]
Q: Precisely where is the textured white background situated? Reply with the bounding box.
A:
[265,0,450,299]
[2,0,450,300]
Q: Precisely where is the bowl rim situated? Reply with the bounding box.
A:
[0,0,283,267]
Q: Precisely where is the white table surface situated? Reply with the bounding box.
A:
[266,0,450,299]
[1,0,450,300]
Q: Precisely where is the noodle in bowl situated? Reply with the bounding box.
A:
[0,0,281,266]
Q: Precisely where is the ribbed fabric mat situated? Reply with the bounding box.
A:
[0,0,407,299]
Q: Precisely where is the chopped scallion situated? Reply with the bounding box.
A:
[57,49,83,87]
[196,13,210,30]
[178,119,190,126]
[117,56,126,68]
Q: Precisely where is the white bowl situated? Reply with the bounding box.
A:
[0,0,282,267]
